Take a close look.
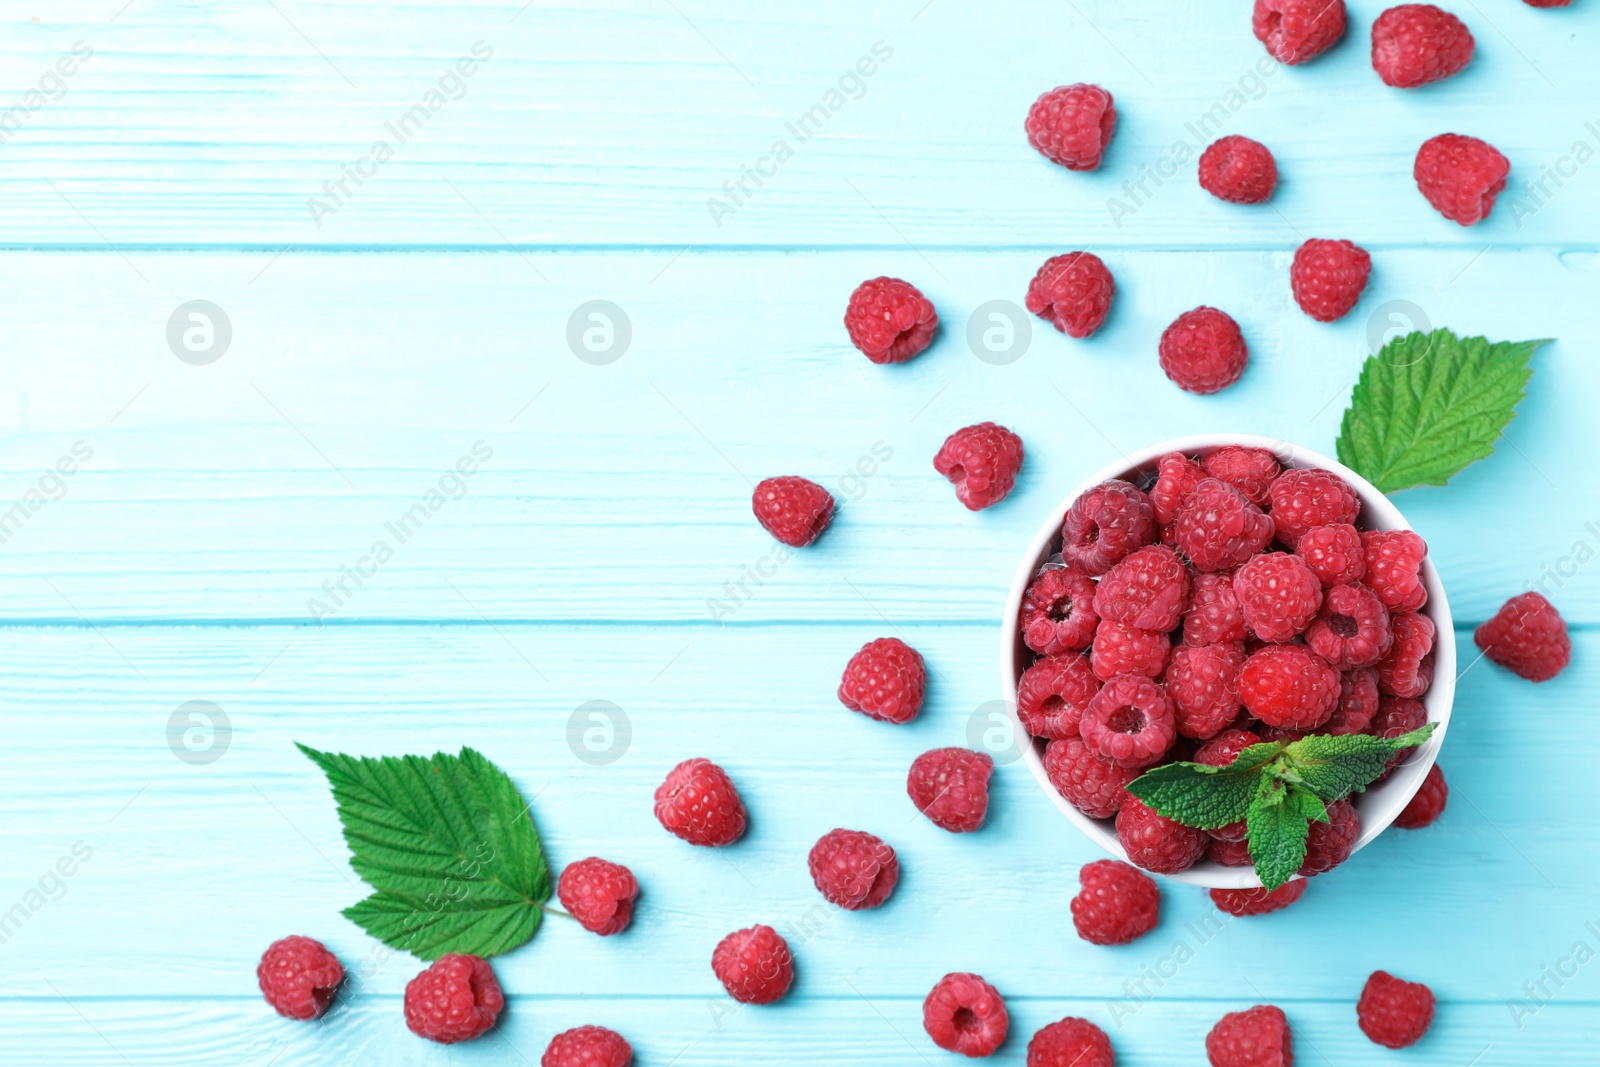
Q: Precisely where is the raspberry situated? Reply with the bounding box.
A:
[807,828,898,910]
[1025,84,1116,171]
[1300,797,1360,875]
[1044,736,1139,819]
[542,1026,633,1067]
[1090,621,1171,681]
[924,972,1008,1057]
[1026,252,1115,339]
[1151,452,1207,524]
[1095,545,1191,631]
[1474,591,1571,682]
[844,276,937,364]
[1168,644,1245,740]
[1414,133,1509,225]
[557,857,638,936]
[1198,136,1278,205]
[1208,834,1254,866]
[1328,668,1380,735]
[1060,479,1156,575]
[1070,859,1159,945]
[1358,971,1436,1049]
[908,748,993,832]
[1020,567,1100,655]
[1196,728,1260,841]
[838,637,927,724]
[752,476,834,547]
[1202,446,1280,507]
[1253,0,1347,64]
[1027,1017,1115,1067]
[1184,571,1251,645]
[1159,307,1248,394]
[1176,479,1274,572]
[403,954,504,1044]
[1306,583,1392,670]
[1080,674,1177,768]
[1373,695,1429,778]
[1234,552,1324,642]
[1361,535,1427,621]
[1290,238,1372,322]
[654,758,747,847]
[712,925,794,1005]
[1117,794,1207,875]
[1295,523,1364,586]
[1372,4,1474,88]
[935,422,1025,511]
[1394,763,1448,829]
[1239,645,1339,729]
[1269,468,1360,548]
[1210,879,1306,916]
[256,935,344,1021]
[1376,611,1435,698]
[1206,1005,1293,1067]
[1016,654,1101,739]
[1524,0,1572,5]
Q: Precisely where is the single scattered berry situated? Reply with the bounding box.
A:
[1017,654,1101,739]
[1300,798,1360,875]
[1361,529,1429,612]
[542,1026,633,1067]
[1394,763,1448,829]
[1208,834,1254,867]
[257,935,344,1021]
[404,954,504,1045]
[1290,239,1372,322]
[1474,591,1571,682]
[1184,571,1251,645]
[924,972,1009,1057]
[839,637,927,724]
[1372,4,1474,88]
[1269,467,1360,548]
[1167,643,1245,740]
[808,828,899,910]
[1295,523,1365,586]
[1117,794,1207,875]
[1071,859,1160,946]
[1151,451,1207,524]
[752,476,834,547]
[1020,567,1101,655]
[1090,620,1171,681]
[1206,1005,1293,1067]
[1044,736,1140,820]
[908,748,993,832]
[1327,667,1380,735]
[1306,582,1392,670]
[1415,133,1508,226]
[1234,552,1324,642]
[712,925,794,1005]
[1095,545,1191,631]
[1080,674,1177,768]
[1210,879,1306,916]
[1202,446,1280,507]
[1376,611,1435,698]
[1060,479,1156,575]
[1026,252,1115,339]
[1026,84,1116,171]
[557,857,638,936]
[1358,970,1436,1049]
[654,758,748,847]
[844,277,937,364]
[1175,478,1274,572]
[1239,644,1339,729]
[1199,136,1278,204]
[1027,1017,1116,1067]
[1159,306,1249,394]
[936,422,1025,510]
[1253,0,1347,64]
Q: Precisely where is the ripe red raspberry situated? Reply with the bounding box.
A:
[1234,552,1324,642]
[1117,794,1207,875]
[1060,479,1156,575]
[923,972,1008,1057]
[712,925,794,1005]
[1373,695,1428,779]
[1016,654,1101,739]
[404,954,504,1044]
[1197,728,1260,841]
[654,758,747,847]
[1269,468,1360,548]
[542,1026,633,1067]
[844,276,937,364]
[257,935,344,1021]
[1394,763,1448,829]
[1361,529,1428,613]
[1176,479,1274,573]
[1376,611,1435,698]
[1151,452,1206,524]
[935,422,1024,511]
[752,476,834,547]
[1358,970,1436,1049]
[1300,797,1360,875]
[1026,84,1116,171]
[1044,736,1139,819]
[1027,1017,1115,1067]
[1206,1005,1292,1067]
[1372,4,1474,88]
[808,828,898,910]
[1202,446,1280,507]
[1095,545,1191,631]
[1207,834,1254,866]
[838,637,927,724]
[1198,136,1278,205]
[1290,239,1372,322]
[1168,643,1245,740]
[1239,645,1339,729]
[1474,591,1571,682]
[1080,674,1177,768]
[1184,571,1250,645]
[1159,307,1248,394]
[1210,879,1306,916]
[1523,0,1572,5]
[1090,621,1171,681]
[1070,859,1160,945]
[1328,667,1380,735]
[1026,252,1115,339]
[1295,523,1364,586]
[908,747,993,832]
[557,857,638,936]
[1253,0,1347,64]
[1020,567,1100,655]
[1415,133,1509,226]
[1306,583,1393,670]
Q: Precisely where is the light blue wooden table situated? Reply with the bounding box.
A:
[2,1,1597,1063]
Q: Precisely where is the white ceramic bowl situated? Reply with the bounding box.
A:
[1000,433,1455,888]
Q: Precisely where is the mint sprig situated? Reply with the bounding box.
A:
[1127,724,1436,890]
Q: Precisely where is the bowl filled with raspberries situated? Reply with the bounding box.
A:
[1001,434,1454,888]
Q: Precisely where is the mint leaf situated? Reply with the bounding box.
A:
[1336,329,1546,494]
[298,744,550,960]
[1246,777,1309,891]
[1283,724,1437,802]
[1126,759,1262,830]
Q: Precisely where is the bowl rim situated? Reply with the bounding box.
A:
[999,433,1456,888]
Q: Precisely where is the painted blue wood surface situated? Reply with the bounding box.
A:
[1,2,1597,1065]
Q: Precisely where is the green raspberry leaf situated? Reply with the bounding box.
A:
[1336,329,1547,494]
[298,743,550,960]
[1246,776,1310,892]
[1282,724,1437,802]
[1126,744,1281,830]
